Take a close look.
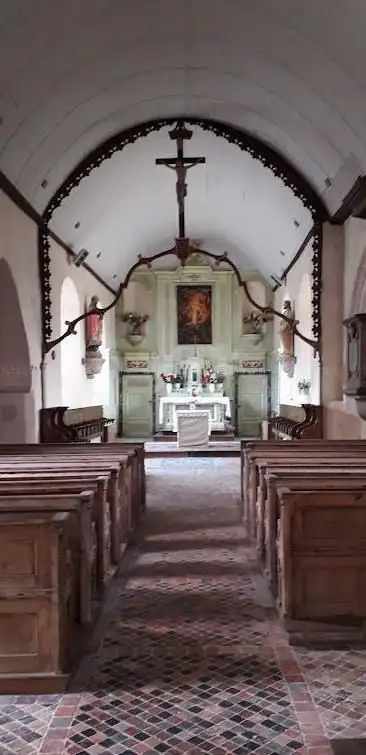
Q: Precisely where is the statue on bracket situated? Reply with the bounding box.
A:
[84,296,105,379]
[278,300,298,378]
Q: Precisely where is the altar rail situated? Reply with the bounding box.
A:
[40,406,115,444]
[268,403,323,441]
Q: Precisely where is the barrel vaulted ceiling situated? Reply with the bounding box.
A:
[0,0,365,286]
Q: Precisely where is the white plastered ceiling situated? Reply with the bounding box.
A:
[0,0,365,286]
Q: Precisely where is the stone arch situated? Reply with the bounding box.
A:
[0,258,32,442]
[60,276,82,407]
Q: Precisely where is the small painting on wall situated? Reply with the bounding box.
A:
[176,285,212,345]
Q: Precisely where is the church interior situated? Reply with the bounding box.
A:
[2,2,366,754]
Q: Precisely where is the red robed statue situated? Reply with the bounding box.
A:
[86,296,103,351]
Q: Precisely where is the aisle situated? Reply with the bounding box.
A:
[2,459,366,754]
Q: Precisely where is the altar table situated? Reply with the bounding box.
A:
[176,410,210,448]
[159,395,231,431]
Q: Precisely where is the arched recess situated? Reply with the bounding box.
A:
[0,258,32,442]
[60,277,83,407]
[39,117,326,362]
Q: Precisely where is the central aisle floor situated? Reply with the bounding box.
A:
[2,458,366,754]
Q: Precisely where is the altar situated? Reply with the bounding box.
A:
[159,394,231,431]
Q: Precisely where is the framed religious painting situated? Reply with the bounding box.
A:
[176,285,212,344]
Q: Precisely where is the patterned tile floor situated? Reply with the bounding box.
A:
[2,457,366,755]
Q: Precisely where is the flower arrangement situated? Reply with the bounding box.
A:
[242,310,266,334]
[297,378,311,392]
[122,311,149,335]
[202,366,216,384]
[214,371,225,384]
[160,372,177,384]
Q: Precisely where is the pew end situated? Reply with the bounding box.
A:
[277,485,366,647]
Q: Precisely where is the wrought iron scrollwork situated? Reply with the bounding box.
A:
[44,241,320,354]
[39,118,326,355]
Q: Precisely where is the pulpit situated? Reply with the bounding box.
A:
[176,410,210,448]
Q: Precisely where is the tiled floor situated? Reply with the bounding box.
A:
[2,457,366,754]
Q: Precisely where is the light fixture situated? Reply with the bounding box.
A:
[74,221,80,229]
[41,179,48,189]
[71,249,89,267]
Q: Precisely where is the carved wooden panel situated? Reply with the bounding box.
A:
[293,557,366,618]
[278,488,366,622]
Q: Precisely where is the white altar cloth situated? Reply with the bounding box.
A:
[159,395,231,431]
[176,410,210,448]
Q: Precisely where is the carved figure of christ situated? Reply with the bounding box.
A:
[156,122,206,239]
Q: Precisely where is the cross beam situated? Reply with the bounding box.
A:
[156,121,205,239]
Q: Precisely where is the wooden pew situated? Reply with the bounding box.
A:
[0,491,94,624]
[0,442,145,510]
[269,403,323,441]
[244,443,366,534]
[277,484,366,635]
[0,442,145,693]
[0,442,145,527]
[0,474,111,587]
[252,452,366,543]
[263,468,366,595]
[256,455,366,555]
[39,405,114,443]
[0,458,129,560]
[241,439,366,505]
[0,508,97,692]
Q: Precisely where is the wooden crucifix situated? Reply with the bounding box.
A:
[156,121,206,240]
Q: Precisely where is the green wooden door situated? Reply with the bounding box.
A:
[119,372,154,438]
[236,372,270,438]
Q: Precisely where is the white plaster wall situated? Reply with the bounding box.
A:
[45,237,116,415]
[0,190,118,440]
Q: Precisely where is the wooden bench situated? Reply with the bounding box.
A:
[252,452,366,541]
[0,511,77,692]
[0,442,146,528]
[243,442,366,534]
[277,484,366,635]
[269,403,323,441]
[0,457,131,559]
[262,468,366,595]
[0,491,94,625]
[0,441,146,693]
[39,405,115,443]
[256,455,366,555]
[241,439,366,505]
[0,474,111,587]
